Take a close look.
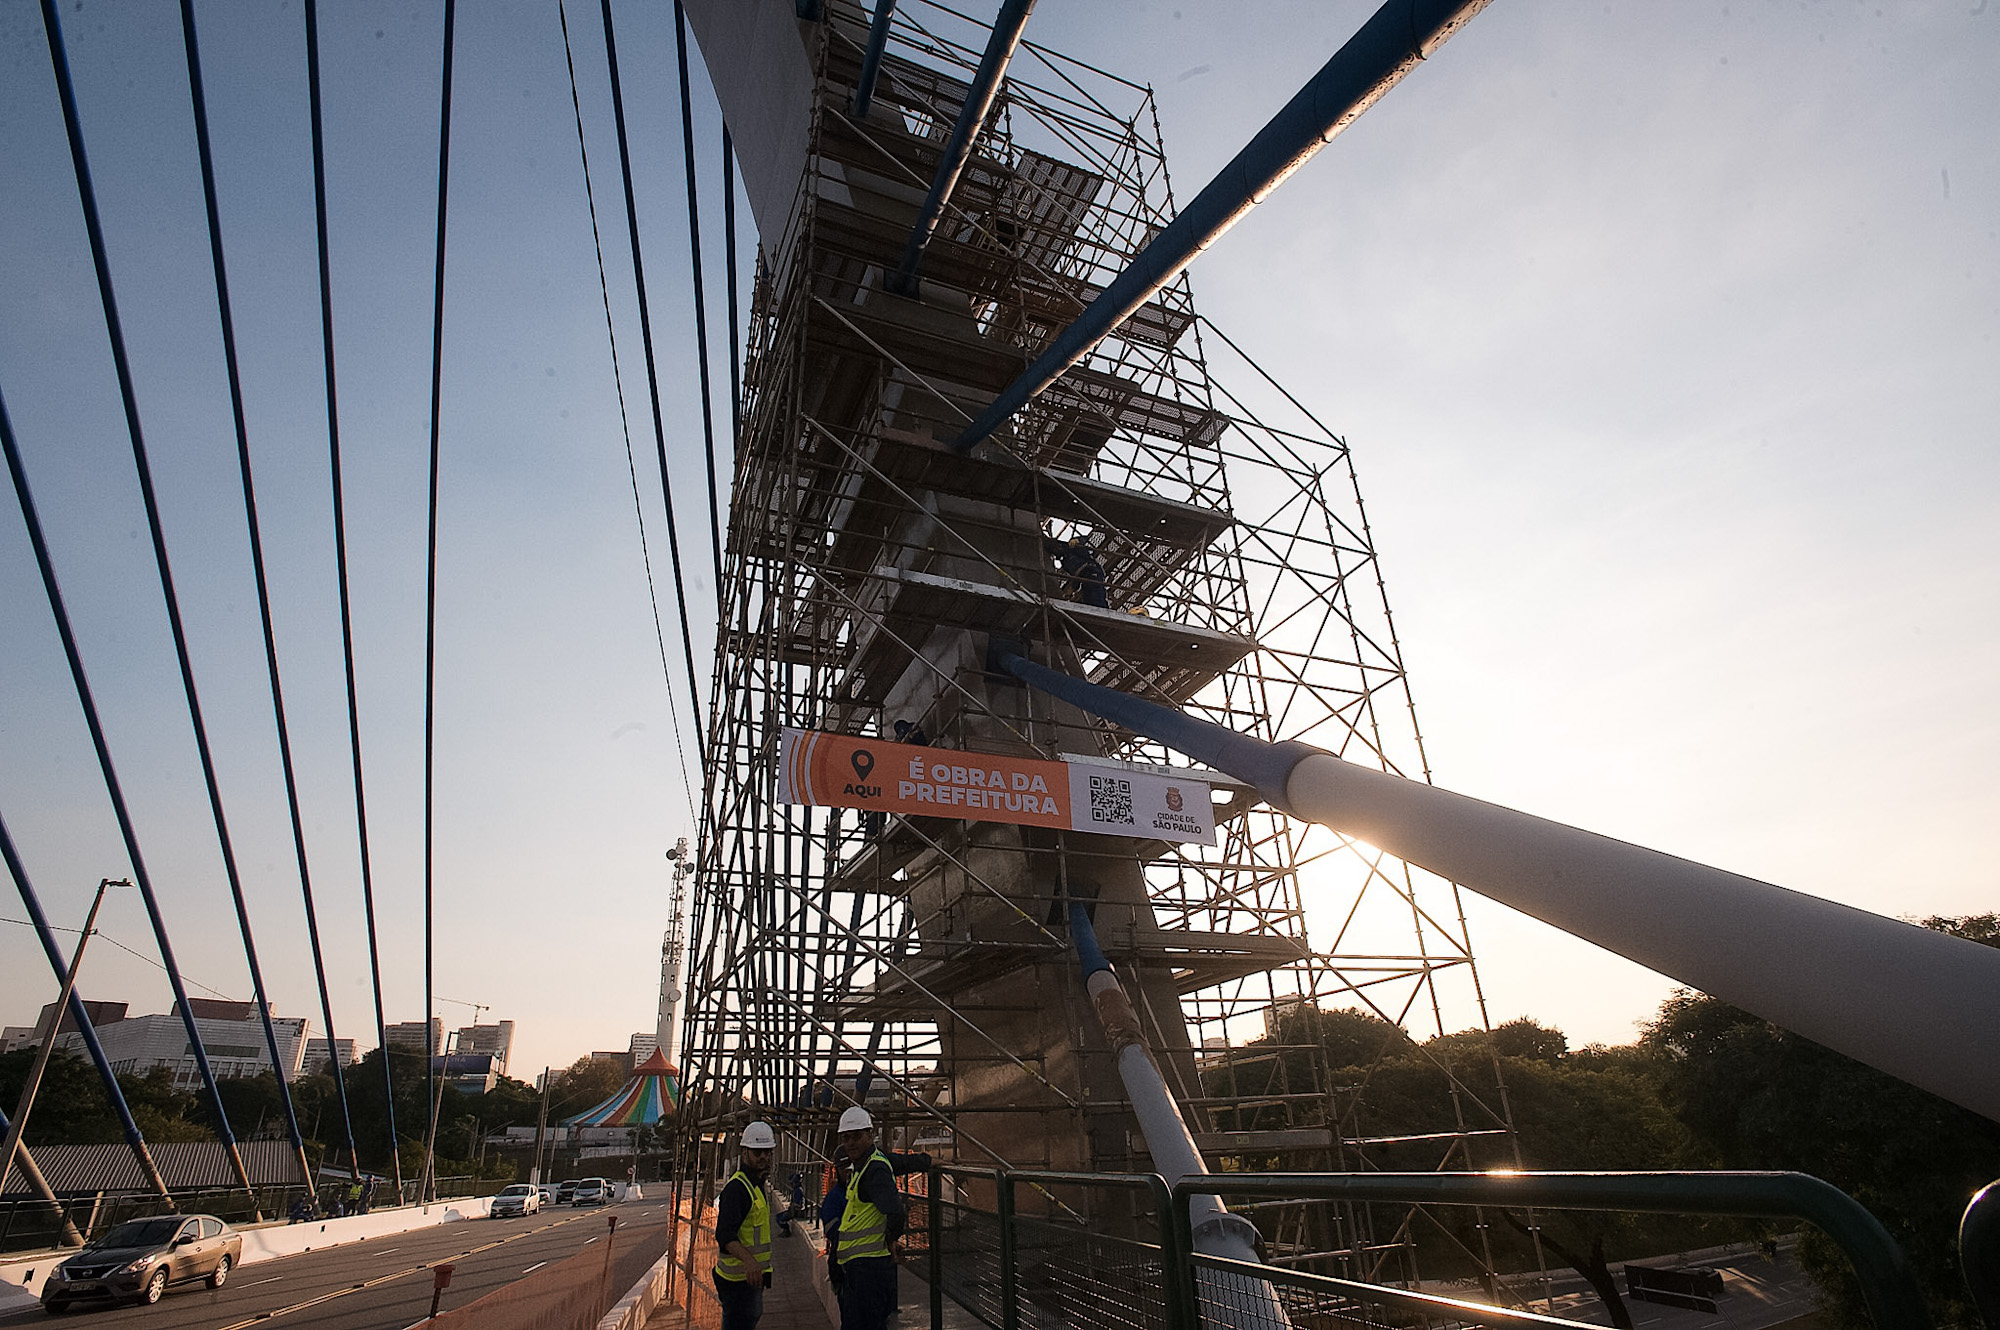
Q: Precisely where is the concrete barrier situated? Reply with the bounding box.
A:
[0,1195,494,1312]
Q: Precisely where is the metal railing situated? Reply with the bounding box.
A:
[914,1168,1935,1330]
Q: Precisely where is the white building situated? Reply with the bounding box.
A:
[62,1009,308,1089]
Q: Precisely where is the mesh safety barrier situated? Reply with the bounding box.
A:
[1013,1212,1171,1330]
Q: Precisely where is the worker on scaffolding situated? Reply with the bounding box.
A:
[1046,535,1111,609]
[827,1107,905,1330]
[715,1120,777,1330]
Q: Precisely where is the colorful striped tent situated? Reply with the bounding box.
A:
[564,1048,681,1126]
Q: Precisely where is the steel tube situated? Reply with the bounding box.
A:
[1069,905,1289,1328]
[853,0,896,118]
[887,0,1036,296]
[1000,651,2000,1125]
[951,0,1491,451]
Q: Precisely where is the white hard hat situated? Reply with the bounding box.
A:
[837,1106,874,1134]
[741,1121,777,1150]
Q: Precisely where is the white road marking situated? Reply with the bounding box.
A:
[521,1261,548,1274]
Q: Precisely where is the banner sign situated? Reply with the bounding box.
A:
[778,727,1214,845]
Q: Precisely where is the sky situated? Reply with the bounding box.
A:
[0,0,1994,1086]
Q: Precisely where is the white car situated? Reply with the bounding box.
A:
[490,1184,542,1218]
[571,1178,613,1207]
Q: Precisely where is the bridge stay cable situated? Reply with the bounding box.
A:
[417,0,458,1203]
[34,0,264,1215]
[0,793,170,1203]
[303,0,404,1198]
[176,0,320,1201]
[597,0,709,762]
[557,0,700,828]
[673,0,726,595]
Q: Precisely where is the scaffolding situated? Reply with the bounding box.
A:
[675,0,1523,1285]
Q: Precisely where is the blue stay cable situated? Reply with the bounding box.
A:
[37,0,257,1207]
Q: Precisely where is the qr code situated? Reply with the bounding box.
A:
[1088,774,1133,826]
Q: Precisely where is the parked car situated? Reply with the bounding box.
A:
[489,1183,542,1218]
[41,1214,242,1313]
[554,1179,582,1206]
[572,1178,613,1207]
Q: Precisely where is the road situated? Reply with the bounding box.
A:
[0,1202,672,1330]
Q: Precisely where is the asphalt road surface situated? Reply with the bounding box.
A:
[0,1202,673,1330]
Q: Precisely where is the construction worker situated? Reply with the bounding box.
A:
[715,1120,777,1330]
[826,1107,904,1330]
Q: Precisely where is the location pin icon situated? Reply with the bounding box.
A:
[850,749,876,781]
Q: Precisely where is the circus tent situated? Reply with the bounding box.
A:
[564,1048,681,1126]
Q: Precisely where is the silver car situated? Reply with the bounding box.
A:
[42,1214,241,1311]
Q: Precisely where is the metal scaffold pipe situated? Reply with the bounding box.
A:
[952,0,1493,452]
[1068,903,1291,1329]
[1004,653,2000,1126]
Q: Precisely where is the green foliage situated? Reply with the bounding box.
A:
[1640,984,2000,1330]
[0,1049,122,1144]
[548,1055,627,1119]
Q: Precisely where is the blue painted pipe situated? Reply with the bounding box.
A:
[951,0,1493,450]
[887,0,1037,297]
[999,652,1317,813]
[1068,901,1111,979]
[853,0,897,118]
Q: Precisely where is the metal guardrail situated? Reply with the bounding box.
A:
[915,1167,1934,1330]
[1171,1173,1928,1330]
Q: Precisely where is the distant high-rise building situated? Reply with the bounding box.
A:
[0,1027,38,1054]
[628,1032,658,1063]
[454,1020,515,1075]
[383,1018,444,1055]
[303,1037,358,1077]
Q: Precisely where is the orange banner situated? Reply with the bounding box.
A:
[778,728,1216,844]
[779,728,1072,828]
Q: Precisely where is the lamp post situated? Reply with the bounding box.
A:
[0,878,120,1199]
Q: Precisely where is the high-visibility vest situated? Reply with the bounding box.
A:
[714,1172,772,1283]
[836,1151,894,1264]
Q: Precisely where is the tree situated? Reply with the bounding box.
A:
[1640,924,2000,1330]
[0,1049,122,1145]
[548,1056,626,1120]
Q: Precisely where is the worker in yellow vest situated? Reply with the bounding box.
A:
[714,1120,777,1329]
[826,1107,905,1330]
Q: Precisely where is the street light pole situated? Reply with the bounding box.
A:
[0,878,118,1199]
[419,1029,456,1204]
